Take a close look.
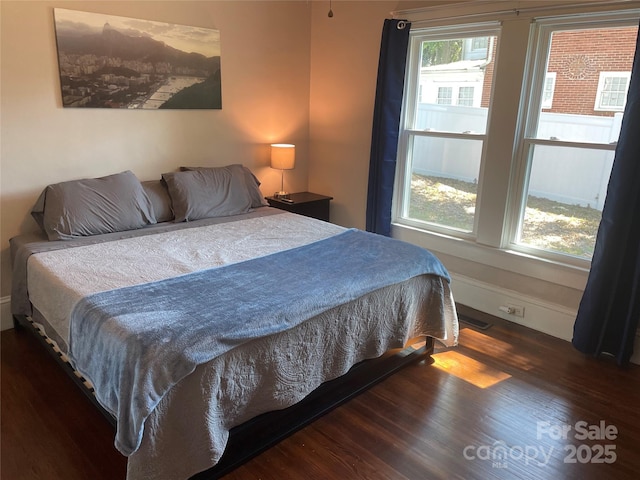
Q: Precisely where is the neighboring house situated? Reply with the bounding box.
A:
[421,27,636,115]
[414,27,636,208]
[420,37,496,108]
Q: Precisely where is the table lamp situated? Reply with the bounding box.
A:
[271,143,295,198]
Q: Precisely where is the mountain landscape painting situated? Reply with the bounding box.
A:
[53,9,221,109]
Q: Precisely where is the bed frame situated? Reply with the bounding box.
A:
[13,313,434,479]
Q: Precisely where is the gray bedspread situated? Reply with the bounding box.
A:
[68,228,450,456]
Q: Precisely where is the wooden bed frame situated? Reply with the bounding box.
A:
[13,313,434,479]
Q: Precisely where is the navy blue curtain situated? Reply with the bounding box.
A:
[366,19,411,236]
[572,23,640,366]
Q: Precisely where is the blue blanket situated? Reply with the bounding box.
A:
[68,228,449,456]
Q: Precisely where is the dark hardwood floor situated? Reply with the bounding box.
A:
[2,305,639,479]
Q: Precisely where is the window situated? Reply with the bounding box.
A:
[437,86,453,104]
[541,72,556,109]
[395,25,498,234]
[394,9,638,272]
[468,36,490,60]
[458,86,475,106]
[595,72,631,111]
[472,37,488,49]
[512,21,637,261]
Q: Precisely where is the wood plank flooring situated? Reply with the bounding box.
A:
[2,305,640,479]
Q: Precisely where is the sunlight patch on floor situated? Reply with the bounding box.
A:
[459,328,538,371]
[432,350,511,388]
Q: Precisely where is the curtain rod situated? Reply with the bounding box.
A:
[391,0,639,22]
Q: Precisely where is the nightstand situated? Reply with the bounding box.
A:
[266,192,333,222]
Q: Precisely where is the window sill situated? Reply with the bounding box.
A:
[391,222,589,291]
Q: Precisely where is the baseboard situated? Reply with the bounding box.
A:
[1,296,13,331]
[450,273,577,341]
[450,273,640,365]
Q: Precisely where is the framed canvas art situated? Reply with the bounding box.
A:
[53,9,221,109]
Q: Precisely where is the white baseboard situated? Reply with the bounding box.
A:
[1,296,14,331]
[450,273,640,365]
[450,273,577,341]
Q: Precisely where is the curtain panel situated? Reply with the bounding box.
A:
[572,23,640,366]
[366,19,411,236]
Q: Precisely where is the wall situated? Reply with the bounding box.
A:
[308,0,400,229]
[0,0,312,303]
[307,0,454,227]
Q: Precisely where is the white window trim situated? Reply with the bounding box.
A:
[594,71,631,111]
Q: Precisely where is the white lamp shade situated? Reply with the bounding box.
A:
[270,144,296,170]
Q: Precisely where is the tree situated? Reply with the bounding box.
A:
[422,40,463,67]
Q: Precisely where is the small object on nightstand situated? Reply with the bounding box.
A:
[266,192,333,222]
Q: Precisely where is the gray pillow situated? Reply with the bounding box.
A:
[32,171,156,240]
[162,164,254,222]
[142,180,174,223]
[180,164,268,208]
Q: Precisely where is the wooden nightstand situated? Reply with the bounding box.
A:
[266,192,333,222]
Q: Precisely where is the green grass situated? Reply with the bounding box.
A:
[408,174,601,258]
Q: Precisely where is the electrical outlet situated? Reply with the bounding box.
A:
[507,303,525,317]
[498,304,525,317]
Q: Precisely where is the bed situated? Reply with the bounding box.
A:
[10,166,458,480]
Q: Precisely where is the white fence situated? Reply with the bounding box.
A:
[411,104,622,210]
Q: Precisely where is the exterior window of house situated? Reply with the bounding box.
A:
[394,9,638,269]
[458,86,475,106]
[472,37,488,49]
[595,72,631,111]
[467,36,490,60]
[512,21,637,260]
[395,25,499,234]
[437,86,453,104]
[541,72,556,109]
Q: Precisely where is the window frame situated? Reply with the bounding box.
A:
[394,22,500,239]
[594,71,631,112]
[505,14,637,267]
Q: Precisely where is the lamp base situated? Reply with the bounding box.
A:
[274,191,290,199]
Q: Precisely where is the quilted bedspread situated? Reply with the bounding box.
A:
[69,228,450,456]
